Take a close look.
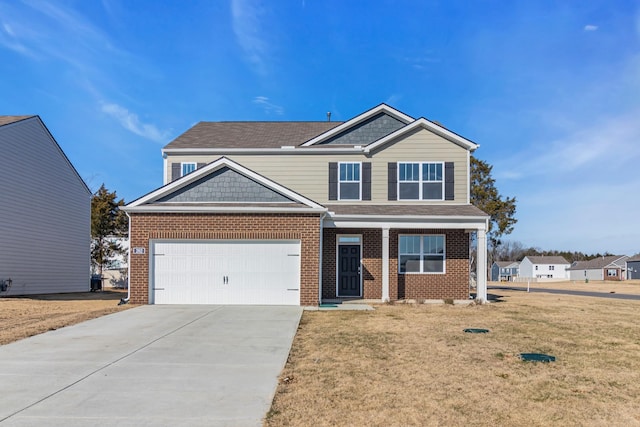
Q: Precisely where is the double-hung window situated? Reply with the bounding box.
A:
[399,235,445,273]
[181,162,196,176]
[338,162,361,200]
[398,162,443,200]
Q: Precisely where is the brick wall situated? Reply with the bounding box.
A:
[391,229,470,300]
[129,212,320,305]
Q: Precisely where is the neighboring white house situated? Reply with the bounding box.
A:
[0,116,91,296]
[98,237,129,289]
[519,256,570,280]
[568,255,629,281]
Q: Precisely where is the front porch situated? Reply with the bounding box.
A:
[320,206,489,304]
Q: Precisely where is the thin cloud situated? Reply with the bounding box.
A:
[231,0,269,75]
[584,24,598,31]
[253,96,284,115]
[101,102,170,143]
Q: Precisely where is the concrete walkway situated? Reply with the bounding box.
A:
[0,305,302,426]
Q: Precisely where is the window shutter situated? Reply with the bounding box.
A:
[362,162,371,200]
[388,162,397,200]
[197,162,206,169]
[328,162,338,201]
[171,163,181,182]
[445,162,454,200]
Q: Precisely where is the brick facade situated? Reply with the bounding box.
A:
[129,212,320,305]
[322,228,470,302]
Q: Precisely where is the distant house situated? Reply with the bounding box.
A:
[0,116,90,296]
[568,255,629,281]
[491,261,520,282]
[519,256,570,280]
[627,255,640,280]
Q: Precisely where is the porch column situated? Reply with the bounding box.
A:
[382,227,390,302]
[476,228,488,302]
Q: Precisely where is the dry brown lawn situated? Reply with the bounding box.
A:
[0,290,134,345]
[266,289,640,426]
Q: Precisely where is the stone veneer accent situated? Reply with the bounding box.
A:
[129,212,320,305]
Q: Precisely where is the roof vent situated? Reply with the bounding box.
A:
[327,111,331,122]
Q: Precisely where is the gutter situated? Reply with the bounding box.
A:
[318,212,327,306]
[118,212,132,305]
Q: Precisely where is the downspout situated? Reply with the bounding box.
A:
[318,212,327,306]
[118,212,132,305]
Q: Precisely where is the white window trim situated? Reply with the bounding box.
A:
[336,234,363,297]
[181,162,197,177]
[398,234,446,275]
[337,162,362,201]
[397,161,445,201]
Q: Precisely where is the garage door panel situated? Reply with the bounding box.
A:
[151,240,301,305]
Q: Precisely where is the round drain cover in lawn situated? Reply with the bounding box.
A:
[520,353,556,362]
[463,328,490,333]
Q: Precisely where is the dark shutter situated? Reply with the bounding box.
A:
[197,162,206,169]
[171,163,181,182]
[328,162,338,200]
[388,162,397,200]
[445,162,455,200]
[362,163,371,200]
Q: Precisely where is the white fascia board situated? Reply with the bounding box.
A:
[324,214,488,230]
[300,104,415,147]
[364,118,479,153]
[122,205,327,214]
[127,156,325,210]
[162,147,366,155]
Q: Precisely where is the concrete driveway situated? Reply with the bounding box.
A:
[0,305,302,426]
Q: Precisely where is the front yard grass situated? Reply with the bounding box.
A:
[266,290,640,426]
[0,290,134,345]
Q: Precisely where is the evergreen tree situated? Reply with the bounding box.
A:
[470,156,517,264]
[91,184,128,275]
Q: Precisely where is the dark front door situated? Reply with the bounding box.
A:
[338,244,361,297]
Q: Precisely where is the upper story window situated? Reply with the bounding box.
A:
[338,162,361,200]
[549,266,554,271]
[399,234,445,274]
[181,162,196,176]
[398,162,443,200]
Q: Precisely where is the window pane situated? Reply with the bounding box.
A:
[423,236,444,254]
[423,182,443,199]
[340,163,360,182]
[423,255,444,273]
[340,182,360,200]
[339,164,346,181]
[399,163,419,181]
[400,255,421,273]
[399,183,419,199]
[422,163,443,181]
[182,163,196,176]
[399,236,420,254]
[353,163,360,181]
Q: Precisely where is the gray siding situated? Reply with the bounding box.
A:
[158,167,293,203]
[627,261,640,279]
[0,118,90,296]
[319,112,405,145]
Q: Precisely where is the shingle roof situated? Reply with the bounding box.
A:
[627,255,640,262]
[325,204,488,217]
[164,121,344,149]
[524,256,569,265]
[0,115,34,126]
[568,255,628,270]
[495,261,519,268]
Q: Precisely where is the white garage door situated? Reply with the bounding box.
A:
[151,240,301,305]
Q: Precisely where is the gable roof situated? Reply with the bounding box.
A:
[568,255,629,270]
[124,157,326,213]
[161,103,479,153]
[0,115,35,126]
[523,256,570,265]
[494,261,520,268]
[627,255,640,262]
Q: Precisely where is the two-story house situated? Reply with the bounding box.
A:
[490,261,520,282]
[519,256,570,280]
[124,104,489,306]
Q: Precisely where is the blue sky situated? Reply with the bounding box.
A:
[1,0,638,255]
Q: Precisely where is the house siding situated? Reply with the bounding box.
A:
[0,118,90,296]
[128,213,320,305]
[165,128,469,204]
